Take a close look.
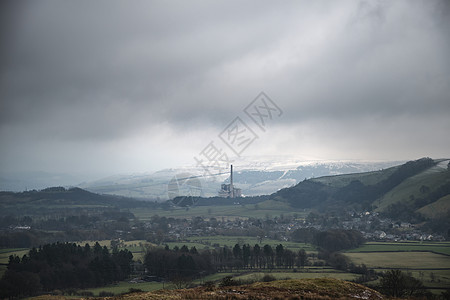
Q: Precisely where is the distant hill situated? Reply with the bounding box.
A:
[271,158,450,219]
[77,158,401,200]
[0,187,146,216]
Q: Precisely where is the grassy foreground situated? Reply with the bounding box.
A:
[30,278,384,300]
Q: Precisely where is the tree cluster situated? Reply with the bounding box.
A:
[314,229,364,252]
[208,243,304,270]
[144,245,213,282]
[0,242,133,298]
[291,228,364,252]
[144,243,310,283]
[0,210,135,248]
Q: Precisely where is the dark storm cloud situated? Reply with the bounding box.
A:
[1,1,283,138]
[1,0,449,174]
[279,0,450,121]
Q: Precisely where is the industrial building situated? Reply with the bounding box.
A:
[218,165,241,198]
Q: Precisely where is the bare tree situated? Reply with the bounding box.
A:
[379,270,425,298]
[171,276,192,289]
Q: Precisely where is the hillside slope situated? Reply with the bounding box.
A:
[374,159,450,212]
[77,159,400,200]
[271,158,450,218]
[0,187,145,216]
[418,194,450,219]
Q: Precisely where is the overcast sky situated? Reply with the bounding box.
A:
[1,0,449,178]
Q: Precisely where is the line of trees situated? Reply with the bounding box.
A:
[0,242,133,299]
[210,243,308,270]
[144,243,309,282]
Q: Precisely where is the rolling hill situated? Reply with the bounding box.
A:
[76,157,400,200]
[270,158,450,219]
[0,187,148,216]
[2,157,448,221]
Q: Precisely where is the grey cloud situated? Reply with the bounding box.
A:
[1,0,449,175]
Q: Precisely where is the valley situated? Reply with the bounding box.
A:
[1,158,449,299]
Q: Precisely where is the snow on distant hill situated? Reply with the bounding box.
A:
[78,156,402,200]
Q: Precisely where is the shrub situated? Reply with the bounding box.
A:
[219,276,236,287]
[262,274,276,282]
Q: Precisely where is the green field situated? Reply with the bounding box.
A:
[344,241,450,292]
[81,272,235,296]
[82,280,164,296]
[80,269,360,297]
[344,251,450,269]
[0,248,29,277]
[346,241,450,255]
[403,269,450,289]
[234,270,359,282]
[344,251,450,293]
[131,201,308,221]
[0,248,28,254]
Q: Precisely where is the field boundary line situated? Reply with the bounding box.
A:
[348,250,450,256]
[429,250,450,257]
[371,267,450,271]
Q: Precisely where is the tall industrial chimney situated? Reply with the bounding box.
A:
[230,164,234,198]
